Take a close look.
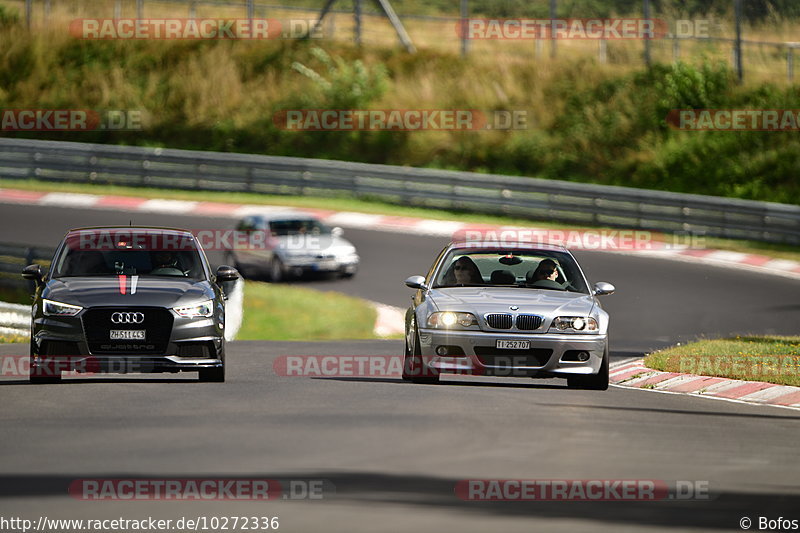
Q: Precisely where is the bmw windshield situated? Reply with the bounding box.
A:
[433,249,590,294]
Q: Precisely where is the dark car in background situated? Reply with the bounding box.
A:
[23,227,239,383]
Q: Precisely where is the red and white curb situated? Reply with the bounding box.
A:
[369,301,405,337]
[2,188,800,280]
[610,359,800,410]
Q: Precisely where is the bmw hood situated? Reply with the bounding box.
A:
[428,287,595,316]
[43,276,214,308]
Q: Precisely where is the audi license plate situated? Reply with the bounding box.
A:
[110,330,146,340]
[496,340,530,350]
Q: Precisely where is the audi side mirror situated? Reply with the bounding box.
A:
[331,227,344,237]
[216,265,239,283]
[22,264,43,286]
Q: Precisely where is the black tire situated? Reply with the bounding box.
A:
[567,346,609,391]
[199,346,226,382]
[29,359,61,384]
[269,256,284,283]
[402,316,439,384]
[29,340,61,383]
[199,366,225,382]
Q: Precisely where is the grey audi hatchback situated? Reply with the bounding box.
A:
[23,227,239,383]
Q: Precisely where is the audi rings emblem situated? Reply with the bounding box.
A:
[111,312,144,324]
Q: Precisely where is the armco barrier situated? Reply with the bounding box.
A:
[0,138,799,244]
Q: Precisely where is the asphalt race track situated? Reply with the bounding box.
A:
[1,203,799,532]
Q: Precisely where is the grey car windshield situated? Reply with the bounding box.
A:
[52,248,206,280]
[269,219,329,236]
[433,249,589,294]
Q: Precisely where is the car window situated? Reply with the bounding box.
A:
[432,249,589,294]
[269,219,329,236]
[52,245,206,280]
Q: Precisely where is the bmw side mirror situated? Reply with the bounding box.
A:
[331,227,344,237]
[404,275,427,290]
[216,265,239,283]
[22,264,43,285]
[594,282,615,296]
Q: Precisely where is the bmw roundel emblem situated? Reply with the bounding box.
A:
[509,305,519,311]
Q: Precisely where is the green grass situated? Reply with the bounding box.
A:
[0,333,26,343]
[0,16,799,205]
[237,281,378,340]
[4,177,800,263]
[644,336,800,387]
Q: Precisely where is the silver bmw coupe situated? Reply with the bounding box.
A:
[402,241,615,389]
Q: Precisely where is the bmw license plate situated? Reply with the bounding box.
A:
[496,340,530,350]
[110,330,145,340]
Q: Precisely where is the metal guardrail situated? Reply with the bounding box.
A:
[0,138,799,245]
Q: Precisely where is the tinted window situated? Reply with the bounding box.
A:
[269,219,328,236]
[433,249,589,293]
[52,246,206,280]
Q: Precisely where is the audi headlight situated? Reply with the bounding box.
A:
[427,311,478,329]
[42,299,82,317]
[551,316,599,332]
[174,300,214,318]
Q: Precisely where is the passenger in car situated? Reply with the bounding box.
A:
[531,259,559,282]
[442,256,483,285]
[526,259,565,289]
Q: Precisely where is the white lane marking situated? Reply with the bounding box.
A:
[762,259,800,271]
[369,301,405,337]
[704,250,751,263]
[39,192,100,207]
[138,199,198,213]
[324,212,385,228]
[223,280,244,342]
[739,385,799,403]
[610,383,800,411]
[413,219,466,237]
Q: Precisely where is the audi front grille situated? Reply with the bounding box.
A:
[82,307,174,355]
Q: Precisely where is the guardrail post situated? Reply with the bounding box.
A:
[25,0,32,29]
[114,0,122,19]
[598,39,607,63]
[137,0,144,20]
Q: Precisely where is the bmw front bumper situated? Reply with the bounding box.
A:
[417,328,607,378]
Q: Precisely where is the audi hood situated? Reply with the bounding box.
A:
[42,276,216,308]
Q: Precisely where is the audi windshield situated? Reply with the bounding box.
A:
[51,237,207,281]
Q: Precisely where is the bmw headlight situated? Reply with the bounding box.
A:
[427,311,478,329]
[174,300,214,318]
[42,299,82,317]
[551,316,599,332]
